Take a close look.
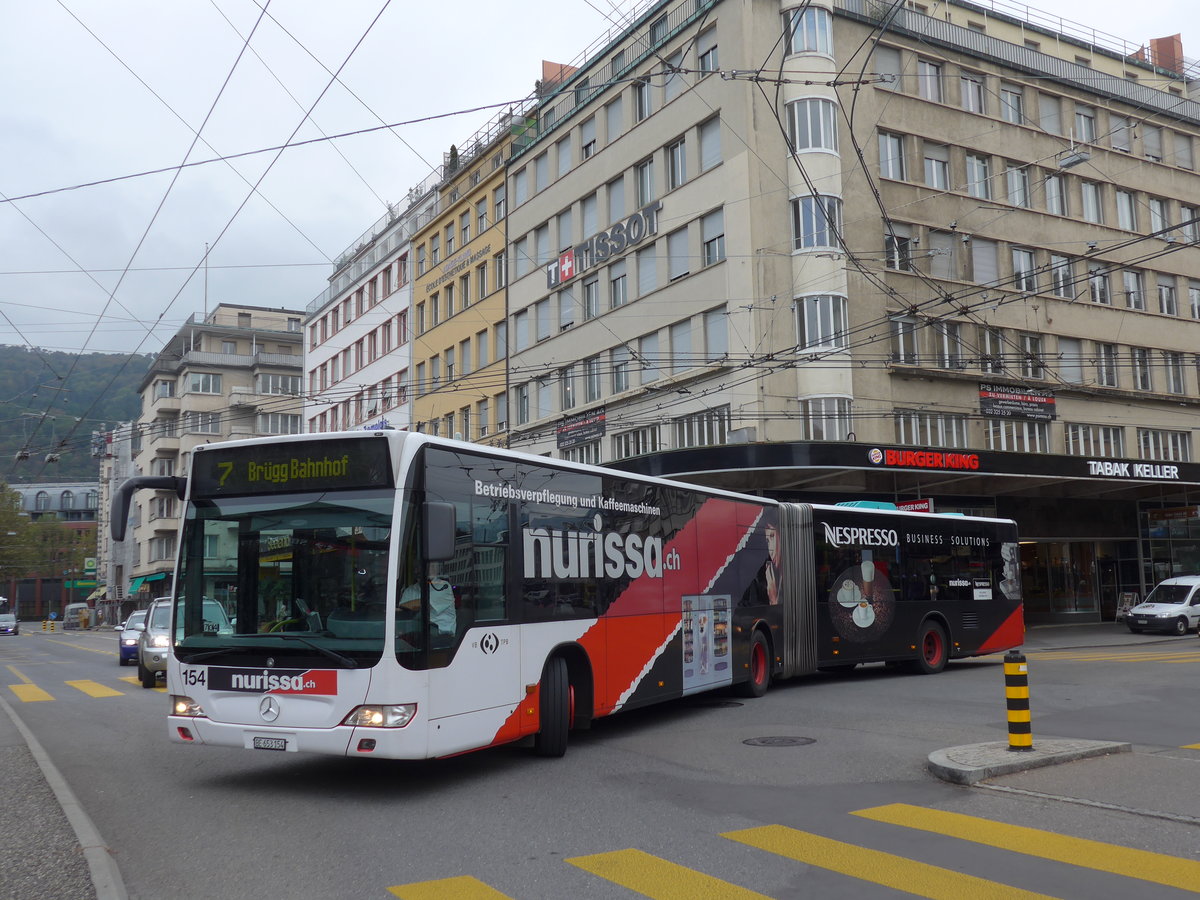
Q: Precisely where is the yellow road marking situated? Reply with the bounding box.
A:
[119,676,140,686]
[10,683,54,701]
[5,665,35,683]
[724,825,1054,900]
[1182,743,1200,750]
[567,848,770,899]
[854,804,1200,892]
[388,875,513,899]
[66,679,123,698]
[47,638,115,658]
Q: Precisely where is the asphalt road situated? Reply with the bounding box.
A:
[2,623,1198,899]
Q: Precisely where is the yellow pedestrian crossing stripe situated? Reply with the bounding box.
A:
[66,679,123,698]
[567,848,771,899]
[388,804,1200,899]
[388,875,512,900]
[723,825,1053,900]
[9,683,54,702]
[854,803,1200,892]
[1025,649,1200,663]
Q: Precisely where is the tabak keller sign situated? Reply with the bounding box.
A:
[546,201,662,289]
[978,382,1056,421]
[556,406,606,450]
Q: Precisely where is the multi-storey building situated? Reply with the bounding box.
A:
[127,304,304,603]
[305,201,416,434]
[501,0,1200,621]
[96,422,137,623]
[409,118,514,445]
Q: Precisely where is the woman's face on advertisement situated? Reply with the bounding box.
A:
[766,523,779,561]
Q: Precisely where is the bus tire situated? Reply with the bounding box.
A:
[912,621,948,675]
[534,656,570,758]
[734,631,771,698]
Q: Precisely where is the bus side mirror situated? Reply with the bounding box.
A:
[423,502,456,561]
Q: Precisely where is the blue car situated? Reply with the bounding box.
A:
[116,610,147,665]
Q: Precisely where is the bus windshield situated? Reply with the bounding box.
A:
[175,489,394,668]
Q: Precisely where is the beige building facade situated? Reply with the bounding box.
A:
[502,0,1200,621]
[127,304,304,602]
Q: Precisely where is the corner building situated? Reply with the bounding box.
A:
[504,0,1200,622]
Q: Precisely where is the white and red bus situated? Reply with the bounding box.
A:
[111,431,1023,759]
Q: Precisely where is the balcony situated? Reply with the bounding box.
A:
[150,393,180,413]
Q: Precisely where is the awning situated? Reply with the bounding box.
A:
[86,587,107,602]
[129,572,168,595]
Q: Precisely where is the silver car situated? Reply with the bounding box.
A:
[138,597,231,688]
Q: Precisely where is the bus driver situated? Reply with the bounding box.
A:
[398,565,457,642]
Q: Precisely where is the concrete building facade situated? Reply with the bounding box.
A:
[501,0,1200,621]
[128,304,304,603]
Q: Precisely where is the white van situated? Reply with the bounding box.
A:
[1126,576,1200,635]
[63,601,92,630]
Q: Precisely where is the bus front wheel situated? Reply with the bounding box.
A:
[734,631,770,698]
[912,621,948,675]
[534,656,571,758]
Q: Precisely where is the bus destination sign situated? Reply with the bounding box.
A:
[192,437,393,496]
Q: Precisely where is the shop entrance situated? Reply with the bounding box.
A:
[1020,540,1138,623]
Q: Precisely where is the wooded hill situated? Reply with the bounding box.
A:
[0,346,151,483]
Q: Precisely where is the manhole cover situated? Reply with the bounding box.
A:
[742,736,816,747]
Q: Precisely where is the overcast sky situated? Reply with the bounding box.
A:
[1,0,1194,358]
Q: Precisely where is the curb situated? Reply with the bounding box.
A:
[928,739,1132,785]
[0,693,128,900]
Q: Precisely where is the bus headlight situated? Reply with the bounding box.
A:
[342,704,417,728]
[171,695,205,717]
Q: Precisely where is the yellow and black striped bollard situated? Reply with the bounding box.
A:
[1004,650,1033,752]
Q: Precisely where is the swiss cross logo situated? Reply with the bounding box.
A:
[558,251,574,280]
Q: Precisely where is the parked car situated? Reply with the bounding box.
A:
[0,613,17,635]
[1126,576,1200,635]
[115,610,147,665]
[138,596,231,688]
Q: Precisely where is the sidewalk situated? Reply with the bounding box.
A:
[927,621,1192,787]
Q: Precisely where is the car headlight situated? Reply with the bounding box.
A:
[341,704,417,728]
[122,638,138,646]
[171,695,205,717]
[149,634,170,648]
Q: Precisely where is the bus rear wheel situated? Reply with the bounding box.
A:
[734,631,770,698]
[534,656,571,758]
[912,622,948,675]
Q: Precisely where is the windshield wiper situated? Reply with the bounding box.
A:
[180,645,261,664]
[274,635,359,668]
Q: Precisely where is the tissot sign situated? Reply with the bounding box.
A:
[546,201,662,289]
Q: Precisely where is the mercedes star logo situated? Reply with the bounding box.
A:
[259,696,280,722]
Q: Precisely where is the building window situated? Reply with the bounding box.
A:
[582,277,600,320]
[515,384,530,425]
[1122,270,1145,310]
[637,245,657,296]
[580,117,596,159]
[786,6,832,54]
[799,397,852,440]
[891,316,919,364]
[639,332,660,383]
[980,327,1005,375]
[1006,164,1030,208]
[965,154,991,199]
[611,425,660,460]
[258,413,301,435]
[999,83,1024,123]
[884,223,912,271]
[1019,333,1044,378]
[610,260,628,308]
[667,228,689,280]
[960,74,985,113]
[1088,264,1111,304]
[1050,255,1074,298]
[895,410,968,448]
[1139,428,1191,462]
[1158,277,1178,316]
[257,373,301,394]
[611,346,630,393]
[184,412,221,434]
[917,59,943,102]
[1148,197,1168,233]
[186,372,222,394]
[663,51,684,103]
[1096,343,1119,386]
[561,441,602,465]
[878,132,905,179]
[635,158,654,206]
[1074,105,1097,142]
[666,138,686,189]
[697,28,718,73]
[1012,247,1037,292]
[1165,352,1186,394]
[634,79,651,122]
[788,98,839,152]
[791,195,842,250]
[1081,181,1103,223]
[1044,173,1067,215]
[702,209,725,266]
[987,419,1049,452]
[923,143,949,189]
[674,405,731,449]
[1116,190,1137,231]
[560,365,576,411]
[935,321,966,369]
[699,116,722,172]
[795,295,847,351]
[584,356,602,403]
[1066,423,1124,457]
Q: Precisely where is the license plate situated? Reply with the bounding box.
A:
[253,737,287,751]
[1136,619,1148,625]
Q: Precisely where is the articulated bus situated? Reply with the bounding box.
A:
[111,431,1024,760]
